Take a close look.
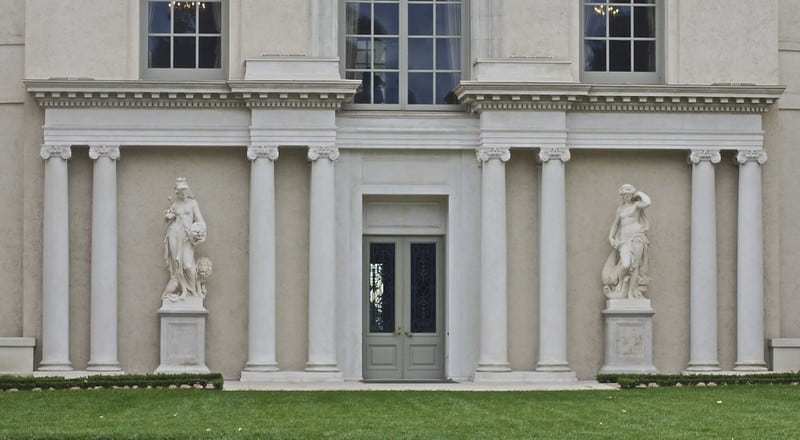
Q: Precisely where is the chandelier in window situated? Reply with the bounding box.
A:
[170,1,207,9]
[593,5,621,16]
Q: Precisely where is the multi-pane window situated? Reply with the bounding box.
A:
[143,1,225,79]
[343,0,462,108]
[583,0,660,83]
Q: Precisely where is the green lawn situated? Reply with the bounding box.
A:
[0,386,798,439]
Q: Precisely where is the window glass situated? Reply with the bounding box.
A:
[344,0,462,108]
[583,0,658,82]
[145,1,223,72]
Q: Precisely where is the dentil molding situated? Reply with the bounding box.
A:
[688,149,721,164]
[308,146,340,162]
[247,145,280,161]
[736,149,768,165]
[476,146,511,162]
[538,147,571,163]
[88,145,121,160]
[40,144,72,160]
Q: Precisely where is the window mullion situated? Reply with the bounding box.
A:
[399,0,409,108]
[170,2,175,68]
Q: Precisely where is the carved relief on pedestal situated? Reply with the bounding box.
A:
[308,146,340,162]
[88,145,121,160]
[40,144,72,160]
[602,184,652,300]
[475,146,511,163]
[736,149,768,165]
[247,145,279,161]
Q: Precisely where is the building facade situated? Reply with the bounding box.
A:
[1,0,799,381]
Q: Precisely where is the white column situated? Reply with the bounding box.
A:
[87,145,122,372]
[244,145,280,372]
[536,147,573,372]
[306,146,339,372]
[734,149,768,371]
[39,144,72,372]
[475,146,511,372]
[686,150,722,372]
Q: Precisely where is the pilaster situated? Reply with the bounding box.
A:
[734,149,768,371]
[87,145,122,372]
[685,149,722,372]
[475,146,511,373]
[242,145,280,375]
[306,146,340,373]
[39,144,73,372]
[536,147,573,373]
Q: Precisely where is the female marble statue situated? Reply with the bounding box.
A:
[162,177,208,301]
[602,184,651,299]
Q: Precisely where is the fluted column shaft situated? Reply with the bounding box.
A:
[536,147,572,372]
[306,146,339,372]
[686,150,721,372]
[735,149,768,371]
[87,145,122,372]
[40,144,73,371]
[476,147,511,372]
[245,146,280,372]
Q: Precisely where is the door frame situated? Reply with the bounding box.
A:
[362,235,446,381]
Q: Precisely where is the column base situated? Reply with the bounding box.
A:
[87,362,123,373]
[242,370,344,382]
[474,370,577,383]
[37,362,73,372]
[535,363,573,373]
[683,362,721,373]
[475,363,511,373]
[733,362,768,372]
[244,363,280,373]
[305,364,340,373]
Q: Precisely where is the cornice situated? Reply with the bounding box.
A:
[228,80,360,109]
[25,79,359,110]
[455,82,785,113]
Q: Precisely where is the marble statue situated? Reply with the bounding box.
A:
[162,177,211,301]
[602,184,651,299]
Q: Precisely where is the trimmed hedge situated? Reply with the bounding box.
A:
[0,373,223,391]
[597,372,800,389]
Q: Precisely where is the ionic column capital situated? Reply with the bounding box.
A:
[40,144,72,160]
[89,145,120,160]
[538,147,571,163]
[476,146,511,163]
[308,146,339,162]
[688,149,721,164]
[736,149,767,165]
[247,145,279,161]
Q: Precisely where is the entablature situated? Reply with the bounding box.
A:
[26,78,360,110]
[455,82,786,113]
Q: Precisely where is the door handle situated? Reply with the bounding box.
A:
[404,331,413,338]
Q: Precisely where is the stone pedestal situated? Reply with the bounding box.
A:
[599,299,658,375]
[156,297,210,374]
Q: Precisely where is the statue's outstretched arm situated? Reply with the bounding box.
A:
[635,191,651,208]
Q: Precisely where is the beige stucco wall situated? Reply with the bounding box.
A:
[506,149,540,371]
[0,0,26,338]
[501,0,573,60]
[672,0,779,84]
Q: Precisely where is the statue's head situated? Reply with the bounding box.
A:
[619,184,636,201]
[174,177,191,199]
[197,257,212,283]
[190,222,207,241]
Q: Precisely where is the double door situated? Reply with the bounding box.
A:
[363,236,444,381]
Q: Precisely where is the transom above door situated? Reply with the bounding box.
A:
[363,236,444,381]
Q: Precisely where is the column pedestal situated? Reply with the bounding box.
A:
[599,299,658,375]
[156,297,210,374]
